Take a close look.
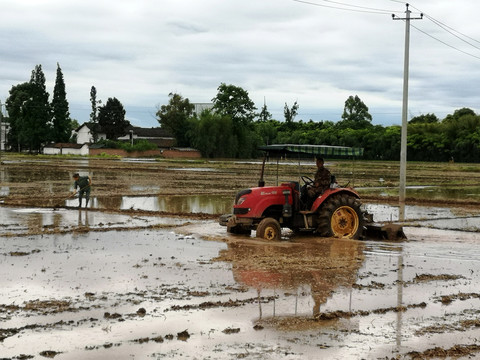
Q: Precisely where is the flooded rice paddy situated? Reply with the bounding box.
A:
[1,156,480,359]
[1,202,480,359]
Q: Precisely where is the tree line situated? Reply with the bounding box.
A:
[5,64,71,152]
[3,65,479,162]
[3,64,130,152]
[158,84,480,162]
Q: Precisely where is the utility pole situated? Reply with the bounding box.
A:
[392,4,422,204]
[0,100,3,163]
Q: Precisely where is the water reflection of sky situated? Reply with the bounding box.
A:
[365,203,480,231]
[64,194,234,214]
[0,206,191,236]
[167,167,218,172]
[359,185,480,200]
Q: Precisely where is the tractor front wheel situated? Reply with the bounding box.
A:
[256,217,281,241]
[317,194,363,239]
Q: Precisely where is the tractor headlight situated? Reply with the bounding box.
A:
[237,196,247,205]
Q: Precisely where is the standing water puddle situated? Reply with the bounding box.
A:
[0,207,192,236]
[2,200,480,236]
[65,194,234,214]
[359,184,480,201]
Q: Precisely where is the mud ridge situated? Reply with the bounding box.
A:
[437,292,480,304]
[415,318,480,336]
[167,296,278,311]
[0,222,190,238]
[314,302,427,321]
[405,344,480,359]
[0,320,75,342]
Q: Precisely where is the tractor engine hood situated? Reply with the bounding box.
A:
[233,184,294,218]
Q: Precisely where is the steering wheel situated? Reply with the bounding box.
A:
[301,175,314,186]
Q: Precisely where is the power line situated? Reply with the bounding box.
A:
[406,4,480,59]
[293,0,480,60]
[425,14,480,47]
[292,0,398,15]
[311,0,397,13]
[410,23,480,61]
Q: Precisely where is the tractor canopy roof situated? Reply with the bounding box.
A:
[258,144,364,157]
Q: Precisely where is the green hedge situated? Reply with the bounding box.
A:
[97,139,158,153]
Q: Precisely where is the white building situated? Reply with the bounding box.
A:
[74,123,106,144]
[0,120,9,151]
[43,143,90,156]
[193,103,214,116]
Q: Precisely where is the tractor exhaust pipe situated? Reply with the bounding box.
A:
[258,155,266,187]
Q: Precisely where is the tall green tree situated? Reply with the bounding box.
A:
[6,65,52,152]
[443,110,480,162]
[90,86,99,123]
[339,95,372,130]
[29,65,52,150]
[188,110,236,158]
[408,123,448,161]
[51,63,71,142]
[212,83,257,126]
[156,92,194,147]
[211,83,258,157]
[5,82,32,151]
[98,97,130,140]
[89,86,101,142]
[257,99,272,122]
[284,101,299,125]
[442,107,476,124]
[409,113,439,124]
[255,120,278,145]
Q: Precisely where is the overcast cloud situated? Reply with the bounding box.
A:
[2,0,480,127]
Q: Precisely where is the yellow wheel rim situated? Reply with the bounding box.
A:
[264,226,278,241]
[331,206,359,238]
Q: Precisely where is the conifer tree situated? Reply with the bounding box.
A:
[27,64,51,151]
[52,63,71,142]
[90,86,98,123]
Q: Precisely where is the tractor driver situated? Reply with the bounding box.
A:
[307,156,332,199]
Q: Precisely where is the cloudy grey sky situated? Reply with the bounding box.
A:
[2,0,480,127]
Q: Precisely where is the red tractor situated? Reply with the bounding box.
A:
[219,144,404,241]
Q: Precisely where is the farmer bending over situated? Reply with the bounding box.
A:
[72,173,92,208]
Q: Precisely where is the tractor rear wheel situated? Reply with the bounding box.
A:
[256,217,281,241]
[317,194,363,239]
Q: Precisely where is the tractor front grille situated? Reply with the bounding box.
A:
[233,207,249,215]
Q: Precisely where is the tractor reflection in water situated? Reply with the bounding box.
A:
[216,237,364,325]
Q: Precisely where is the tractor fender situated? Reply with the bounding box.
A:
[311,188,360,213]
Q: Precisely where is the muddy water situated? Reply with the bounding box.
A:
[3,200,479,238]
[0,206,191,236]
[359,184,480,201]
[1,213,480,359]
[65,194,233,214]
